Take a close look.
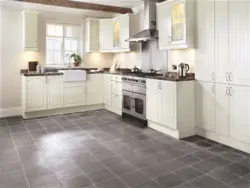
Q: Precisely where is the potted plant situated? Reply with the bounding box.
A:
[70,53,82,67]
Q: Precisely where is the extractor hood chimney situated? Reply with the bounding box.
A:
[126,0,158,43]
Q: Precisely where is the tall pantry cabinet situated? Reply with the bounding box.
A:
[195,0,250,153]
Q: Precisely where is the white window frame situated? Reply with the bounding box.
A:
[46,22,82,66]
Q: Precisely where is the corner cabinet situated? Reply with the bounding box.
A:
[85,18,100,52]
[146,79,195,139]
[157,0,194,50]
[22,11,38,51]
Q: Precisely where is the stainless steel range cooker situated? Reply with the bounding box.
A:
[122,76,147,124]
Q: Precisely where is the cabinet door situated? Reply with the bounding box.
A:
[25,77,46,112]
[196,81,215,131]
[86,74,103,105]
[119,14,129,49]
[229,1,249,86]
[169,0,186,45]
[230,86,249,143]
[157,2,171,47]
[160,81,177,129]
[99,19,113,51]
[215,83,230,136]
[63,86,85,107]
[112,94,122,113]
[103,74,112,106]
[85,19,99,52]
[47,76,63,110]
[23,11,38,51]
[146,79,158,122]
[215,0,230,84]
[195,0,215,82]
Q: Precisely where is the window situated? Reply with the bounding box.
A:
[46,23,81,65]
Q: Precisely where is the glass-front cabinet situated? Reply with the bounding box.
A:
[157,0,194,50]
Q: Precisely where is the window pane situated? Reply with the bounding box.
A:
[55,51,61,64]
[64,39,71,51]
[46,38,54,51]
[65,25,80,38]
[47,24,55,36]
[71,40,77,51]
[47,51,54,63]
[55,25,63,37]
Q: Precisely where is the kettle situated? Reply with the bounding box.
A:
[178,63,190,77]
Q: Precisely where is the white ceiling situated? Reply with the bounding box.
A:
[70,0,143,8]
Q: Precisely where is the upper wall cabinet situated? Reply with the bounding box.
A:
[85,18,100,52]
[23,11,38,51]
[86,13,140,53]
[99,18,114,52]
[157,0,194,50]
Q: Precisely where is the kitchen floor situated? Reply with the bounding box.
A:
[0,110,249,188]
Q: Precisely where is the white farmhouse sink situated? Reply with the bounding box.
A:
[59,70,87,82]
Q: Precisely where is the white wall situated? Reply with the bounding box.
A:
[0,5,113,115]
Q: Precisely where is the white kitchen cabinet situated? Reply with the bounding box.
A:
[117,14,129,50]
[23,11,38,51]
[47,76,63,110]
[156,0,194,50]
[195,0,215,82]
[111,80,122,96]
[196,81,215,132]
[147,79,195,138]
[63,82,85,107]
[24,77,47,112]
[229,1,249,86]
[111,94,122,113]
[99,19,113,52]
[215,0,229,84]
[103,74,112,106]
[230,85,249,143]
[85,18,99,52]
[86,74,103,105]
[158,81,177,129]
[146,79,158,123]
[215,83,230,136]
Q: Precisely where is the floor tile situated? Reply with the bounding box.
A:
[190,175,231,188]
[225,163,250,176]
[177,154,202,165]
[174,167,203,181]
[229,177,250,188]
[0,161,22,174]
[87,168,115,184]
[100,155,125,168]
[140,163,170,178]
[120,170,149,187]
[62,175,93,188]
[155,173,184,188]
[131,180,163,188]
[209,168,241,184]
[95,178,127,188]
[0,169,29,188]
[109,162,137,177]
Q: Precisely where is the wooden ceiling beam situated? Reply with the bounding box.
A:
[14,0,133,14]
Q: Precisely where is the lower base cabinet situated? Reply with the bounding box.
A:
[23,75,63,112]
[86,74,103,105]
[196,80,250,153]
[146,79,195,139]
[63,84,86,107]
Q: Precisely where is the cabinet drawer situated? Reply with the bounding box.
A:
[112,81,122,96]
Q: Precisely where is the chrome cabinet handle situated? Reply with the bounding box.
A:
[226,72,229,81]
[229,87,232,96]
[226,87,229,95]
[212,85,215,94]
[212,72,215,81]
[229,73,233,81]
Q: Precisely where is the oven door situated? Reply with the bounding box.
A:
[122,91,133,115]
[132,93,146,120]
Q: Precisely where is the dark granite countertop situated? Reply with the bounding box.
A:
[20,69,195,81]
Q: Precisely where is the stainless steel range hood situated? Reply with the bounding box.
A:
[126,0,158,43]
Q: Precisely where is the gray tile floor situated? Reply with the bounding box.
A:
[0,109,249,188]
